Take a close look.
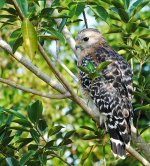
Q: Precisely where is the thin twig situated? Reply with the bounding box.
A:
[0,77,70,99]
[83,11,88,28]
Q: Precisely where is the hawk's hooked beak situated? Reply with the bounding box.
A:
[75,45,80,50]
[75,39,81,50]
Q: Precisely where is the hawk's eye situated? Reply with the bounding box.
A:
[83,37,89,42]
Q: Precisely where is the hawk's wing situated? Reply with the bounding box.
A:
[89,50,133,159]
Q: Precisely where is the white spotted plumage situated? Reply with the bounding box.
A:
[75,28,133,159]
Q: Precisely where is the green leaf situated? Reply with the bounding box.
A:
[80,126,95,132]
[6,114,14,125]
[138,38,147,49]
[13,119,32,127]
[51,0,59,8]
[106,26,122,33]
[38,154,47,165]
[9,126,29,132]
[0,0,5,9]
[16,0,28,17]
[126,22,137,33]
[90,5,108,21]
[48,125,64,136]
[101,0,111,4]
[111,0,124,9]
[68,2,85,17]
[138,21,149,29]
[1,136,14,146]
[82,134,98,140]
[64,130,75,139]
[81,145,95,165]
[20,150,35,166]
[12,37,23,53]
[78,66,90,74]
[59,139,72,146]
[96,61,112,72]
[78,61,96,74]
[135,104,150,111]
[110,7,119,13]
[6,157,20,166]
[118,8,129,23]
[58,18,67,32]
[2,7,18,16]
[109,14,121,21]
[0,14,17,19]
[18,138,34,149]
[45,140,55,148]
[0,131,6,142]
[129,0,143,14]
[27,100,43,124]
[46,146,61,151]
[28,144,38,151]
[30,128,40,144]
[4,109,27,120]
[0,125,6,135]
[44,28,65,43]
[21,18,38,59]
[9,28,21,48]
[45,150,56,155]
[124,0,130,9]
[38,119,48,132]
[87,61,95,73]
[140,125,150,135]
[40,8,54,18]
[132,1,150,16]
[17,138,33,143]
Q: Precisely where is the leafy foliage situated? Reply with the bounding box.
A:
[0,101,75,165]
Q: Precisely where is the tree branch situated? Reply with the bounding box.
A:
[0,77,70,99]
[127,145,150,166]
[131,126,150,162]
[12,0,24,20]
[0,38,67,94]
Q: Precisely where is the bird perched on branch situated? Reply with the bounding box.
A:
[75,28,133,159]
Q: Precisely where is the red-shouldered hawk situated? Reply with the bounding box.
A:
[75,28,133,159]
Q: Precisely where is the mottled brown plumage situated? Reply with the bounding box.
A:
[75,28,133,159]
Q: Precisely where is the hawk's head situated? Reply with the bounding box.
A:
[75,28,105,51]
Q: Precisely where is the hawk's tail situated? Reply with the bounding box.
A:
[108,117,131,159]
